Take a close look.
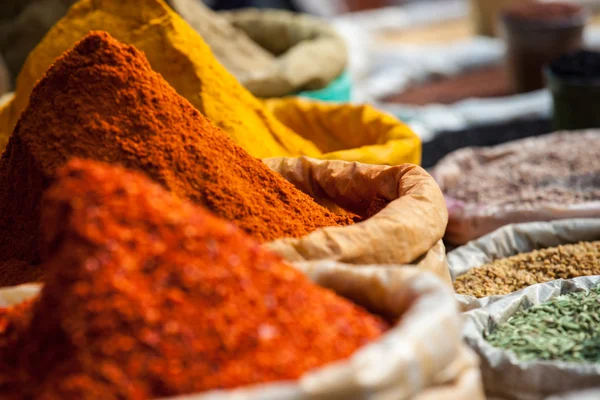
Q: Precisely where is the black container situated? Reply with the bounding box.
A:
[546,51,600,130]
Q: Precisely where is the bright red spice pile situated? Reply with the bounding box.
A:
[0,159,387,399]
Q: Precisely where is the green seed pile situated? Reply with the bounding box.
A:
[454,241,600,298]
[486,285,600,363]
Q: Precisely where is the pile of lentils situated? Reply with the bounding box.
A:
[454,241,600,298]
[441,132,600,207]
[486,285,600,363]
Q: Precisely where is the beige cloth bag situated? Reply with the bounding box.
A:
[264,157,450,283]
[166,0,274,79]
[463,275,600,400]
[0,0,77,82]
[220,8,348,98]
[0,262,483,400]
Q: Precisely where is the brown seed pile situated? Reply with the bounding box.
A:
[443,132,600,207]
[454,241,600,298]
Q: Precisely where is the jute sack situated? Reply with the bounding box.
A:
[263,157,450,284]
[1,263,483,400]
[165,0,275,79]
[447,219,600,310]
[432,131,600,246]
[220,8,348,98]
[0,54,9,96]
[0,0,76,82]
[463,275,600,400]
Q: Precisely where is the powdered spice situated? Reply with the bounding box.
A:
[0,31,352,285]
[0,158,388,399]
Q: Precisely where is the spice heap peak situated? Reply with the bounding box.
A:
[0,31,351,285]
[0,158,387,399]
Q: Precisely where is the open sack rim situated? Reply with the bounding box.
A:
[263,98,422,166]
[463,275,600,400]
[219,8,347,98]
[263,157,448,266]
[0,262,462,400]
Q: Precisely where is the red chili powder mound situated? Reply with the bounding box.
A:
[0,159,388,399]
[0,31,352,281]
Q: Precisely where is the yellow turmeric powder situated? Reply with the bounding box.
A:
[0,0,320,158]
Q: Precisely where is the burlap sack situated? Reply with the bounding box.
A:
[463,275,600,400]
[0,262,483,400]
[263,157,450,283]
[447,219,600,311]
[165,0,275,79]
[0,54,9,96]
[432,130,600,246]
[220,8,348,98]
[0,0,77,82]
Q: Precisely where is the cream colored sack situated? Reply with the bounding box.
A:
[264,157,449,283]
[0,263,483,400]
[463,275,600,400]
[165,0,274,79]
[221,8,347,98]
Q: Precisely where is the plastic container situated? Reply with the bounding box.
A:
[546,50,600,130]
[501,2,588,94]
[296,70,352,103]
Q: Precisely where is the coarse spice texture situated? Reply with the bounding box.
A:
[443,132,600,207]
[454,241,600,298]
[0,31,352,284]
[0,0,320,157]
[0,158,388,399]
[486,284,600,363]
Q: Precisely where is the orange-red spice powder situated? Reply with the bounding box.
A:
[0,31,352,286]
[0,159,387,399]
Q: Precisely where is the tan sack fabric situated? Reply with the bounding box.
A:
[463,275,600,400]
[263,157,448,269]
[0,0,76,82]
[0,262,483,400]
[220,8,348,98]
[0,55,9,95]
[165,0,274,79]
[432,130,600,246]
[448,219,600,311]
